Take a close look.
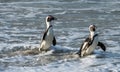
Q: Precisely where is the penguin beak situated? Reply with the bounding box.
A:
[53,17,57,20]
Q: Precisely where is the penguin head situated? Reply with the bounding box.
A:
[46,15,57,22]
[89,24,96,32]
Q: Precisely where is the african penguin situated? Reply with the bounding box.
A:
[77,25,106,57]
[39,15,57,51]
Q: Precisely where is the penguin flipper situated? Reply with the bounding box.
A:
[97,42,106,51]
[42,25,52,40]
[77,43,84,57]
[52,36,56,46]
[42,30,48,40]
[78,38,91,57]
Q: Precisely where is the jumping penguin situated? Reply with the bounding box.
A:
[39,15,57,51]
[77,25,106,57]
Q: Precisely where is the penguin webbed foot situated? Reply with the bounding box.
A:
[76,51,82,57]
[39,48,49,52]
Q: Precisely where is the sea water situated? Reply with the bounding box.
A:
[0,0,120,72]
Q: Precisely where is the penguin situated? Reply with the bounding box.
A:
[39,15,57,52]
[77,25,106,57]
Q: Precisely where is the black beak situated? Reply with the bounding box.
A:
[53,17,57,20]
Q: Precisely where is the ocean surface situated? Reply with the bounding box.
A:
[0,0,120,72]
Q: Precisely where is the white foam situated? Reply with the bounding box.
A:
[3,56,120,72]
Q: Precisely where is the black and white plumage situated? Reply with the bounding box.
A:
[77,25,106,57]
[39,15,57,51]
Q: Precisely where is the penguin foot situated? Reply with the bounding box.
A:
[39,48,50,52]
[75,51,82,57]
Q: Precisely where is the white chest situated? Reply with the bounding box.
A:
[46,27,54,41]
[86,36,98,54]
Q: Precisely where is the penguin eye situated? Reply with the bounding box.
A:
[47,17,51,22]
